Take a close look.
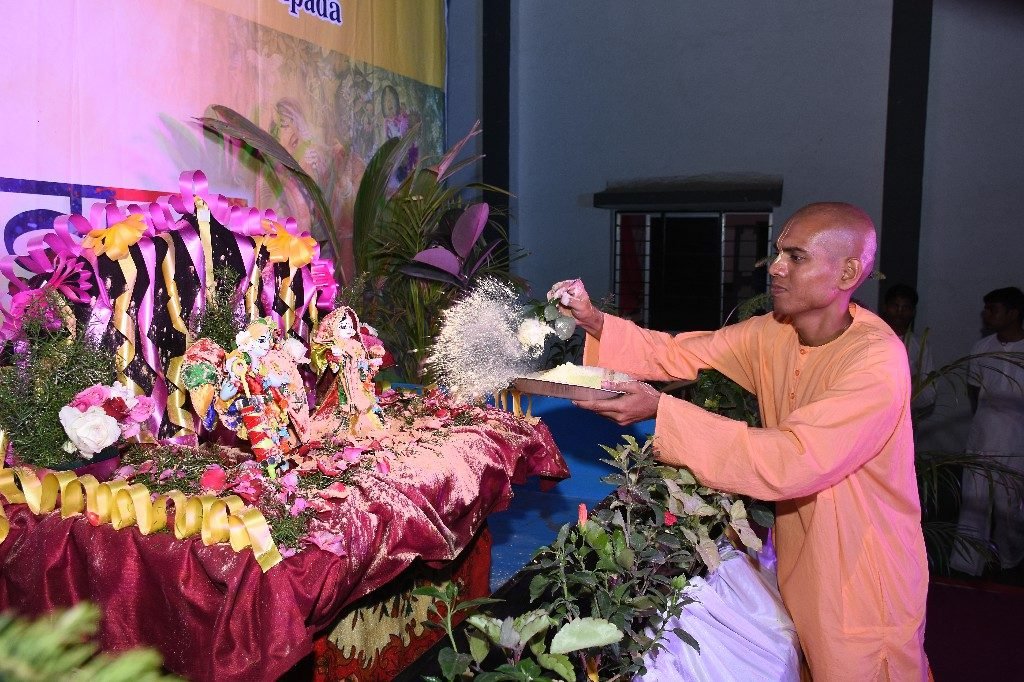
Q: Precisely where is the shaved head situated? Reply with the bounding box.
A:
[779,202,877,286]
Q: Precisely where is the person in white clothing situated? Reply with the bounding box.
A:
[950,286,1024,575]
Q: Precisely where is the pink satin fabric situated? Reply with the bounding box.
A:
[0,411,567,681]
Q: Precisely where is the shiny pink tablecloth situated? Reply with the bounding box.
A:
[0,411,567,681]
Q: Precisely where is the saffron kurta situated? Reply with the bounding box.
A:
[586,305,928,681]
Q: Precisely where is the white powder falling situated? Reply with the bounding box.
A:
[427,278,540,402]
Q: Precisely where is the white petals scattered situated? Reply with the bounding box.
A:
[428,278,537,402]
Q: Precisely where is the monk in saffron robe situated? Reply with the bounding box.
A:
[554,203,928,681]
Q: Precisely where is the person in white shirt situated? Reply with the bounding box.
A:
[951,286,1024,575]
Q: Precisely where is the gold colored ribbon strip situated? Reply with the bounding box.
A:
[196,199,217,301]
[497,389,531,418]
[278,267,296,334]
[244,236,267,320]
[0,469,281,572]
[112,256,141,394]
[159,233,195,439]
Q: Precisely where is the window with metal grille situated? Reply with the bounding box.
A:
[613,211,771,332]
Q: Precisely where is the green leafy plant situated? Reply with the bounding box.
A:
[419,435,773,681]
[350,122,523,382]
[908,338,1024,573]
[188,265,246,349]
[0,292,116,468]
[0,602,179,681]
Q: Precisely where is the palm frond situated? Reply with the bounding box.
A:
[196,106,346,284]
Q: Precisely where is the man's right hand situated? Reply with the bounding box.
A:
[547,278,604,338]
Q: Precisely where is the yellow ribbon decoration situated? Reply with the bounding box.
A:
[158,233,196,439]
[0,437,10,543]
[278,268,296,335]
[195,197,217,301]
[263,220,318,269]
[228,506,282,572]
[497,389,532,419]
[82,213,147,261]
[111,255,141,394]
[0,468,282,572]
[244,236,266,322]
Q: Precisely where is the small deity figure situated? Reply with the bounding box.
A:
[308,306,386,439]
[182,318,309,461]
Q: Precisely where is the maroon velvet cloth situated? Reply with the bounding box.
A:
[0,412,567,681]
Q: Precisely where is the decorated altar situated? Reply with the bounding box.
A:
[0,170,568,680]
[0,399,565,680]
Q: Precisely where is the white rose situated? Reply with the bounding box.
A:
[517,318,554,349]
[59,405,121,458]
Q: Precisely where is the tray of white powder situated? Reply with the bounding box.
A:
[513,363,631,401]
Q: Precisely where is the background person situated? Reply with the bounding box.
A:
[881,283,936,416]
[551,203,928,681]
[950,286,1024,576]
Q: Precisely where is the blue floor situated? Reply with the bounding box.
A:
[488,397,655,589]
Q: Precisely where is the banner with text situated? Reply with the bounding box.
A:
[0,0,445,291]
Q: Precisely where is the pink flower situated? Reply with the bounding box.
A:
[130,396,155,422]
[199,465,227,491]
[1,290,63,342]
[375,457,391,475]
[280,471,299,492]
[289,497,309,516]
[319,482,349,500]
[120,421,141,439]
[232,477,263,505]
[307,530,347,556]
[664,511,678,526]
[340,446,364,463]
[578,503,588,526]
[317,458,344,477]
[112,465,136,480]
[158,468,176,481]
[70,384,111,411]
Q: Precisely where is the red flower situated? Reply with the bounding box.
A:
[199,465,228,492]
[664,511,678,526]
[102,397,131,421]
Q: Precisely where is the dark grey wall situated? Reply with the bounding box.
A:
[447,0,1024,451]
[916,0,1024,449]
[505,2,892,301]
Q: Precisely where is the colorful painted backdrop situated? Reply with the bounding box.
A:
[0,0,446,300]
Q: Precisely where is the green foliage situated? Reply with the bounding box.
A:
[422,435,772,681]
[0,602,179,681]
[0,292,116,468]
[687,370,761,427]
[350,123,523,383]
[908,334,1024,573]
[119,443,224,496]
[189,265,245,349]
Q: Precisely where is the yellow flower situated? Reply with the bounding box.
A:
[83,213,146,261]
[262,220,317,269]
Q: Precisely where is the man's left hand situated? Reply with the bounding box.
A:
[574,381,660,425]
